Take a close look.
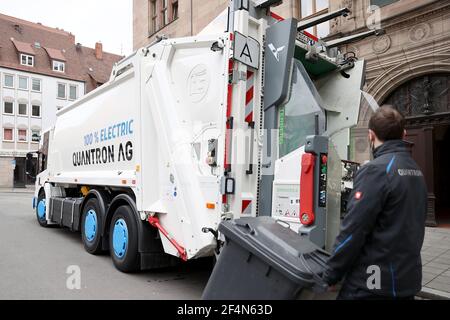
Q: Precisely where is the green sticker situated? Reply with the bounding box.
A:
[279,106,285,145]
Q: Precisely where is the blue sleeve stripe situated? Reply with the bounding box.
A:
[386,155,396,174]
[334,234,353,254]
[390,263,397,298]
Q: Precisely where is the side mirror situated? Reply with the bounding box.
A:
[25,153,36,178]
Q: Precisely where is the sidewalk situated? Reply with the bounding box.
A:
[0,186,35,194]
[419,227,450,299]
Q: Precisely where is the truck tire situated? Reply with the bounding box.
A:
[36,191,48,227]
[109,205,140,273]
[81,198,103,255]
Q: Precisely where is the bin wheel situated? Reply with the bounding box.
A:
[36,191,48,227]
[81,198,103,255]
[109,205,140,273]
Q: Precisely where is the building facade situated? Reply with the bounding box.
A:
[326,0,450,227]
[133,0,330,50]
[0,13,123,188]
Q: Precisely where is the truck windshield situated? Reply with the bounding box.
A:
[278,59,326,158]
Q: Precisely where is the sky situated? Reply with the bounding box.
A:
[0,0,133,56]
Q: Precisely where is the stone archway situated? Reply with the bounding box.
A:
[353,67,450,226]
[351,55,450,164]
[359,54,450,127]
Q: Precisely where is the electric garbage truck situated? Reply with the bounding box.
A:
[29,0,381,272]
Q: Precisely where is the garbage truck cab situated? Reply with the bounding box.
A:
[30,0,382,272]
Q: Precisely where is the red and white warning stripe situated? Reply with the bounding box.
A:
[245,70,254,123]
[224,59,234,173]
[223,57,234,204]
[241,199,252,215]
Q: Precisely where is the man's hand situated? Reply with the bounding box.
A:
[327,285,338,292]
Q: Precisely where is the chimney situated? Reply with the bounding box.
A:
[95,42,103,60]
[69,33,75,44]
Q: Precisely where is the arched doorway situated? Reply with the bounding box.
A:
[384,73,450,227]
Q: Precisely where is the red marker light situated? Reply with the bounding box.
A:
[355,191,362,200]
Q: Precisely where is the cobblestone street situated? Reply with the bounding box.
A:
[420,227,450,299]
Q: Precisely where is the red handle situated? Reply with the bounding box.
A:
[148,216,187,261]
[300,153,315,226]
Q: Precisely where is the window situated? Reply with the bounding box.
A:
[57,83,66,99]
[18,103,28,116]
[4,102,13,114]
[53,60,65,73]
[32,78,41,92]
[4,74,14,88]
[32,105,41,117]
[3,128,13,141]
[172,0,178,20]
[18,129,27,142]
[161,0,168,27]
[149,0,158,35]
[278,59,326,157]
[20,54,34,67]
[149,0,177,35]
[301,0,328,17]
[31,130,41,143]
[19,76,28,90]
[300,0,330,38]
[69,85,77,100]
[370,0,399,7]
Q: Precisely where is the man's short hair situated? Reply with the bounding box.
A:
[368,105,405,141]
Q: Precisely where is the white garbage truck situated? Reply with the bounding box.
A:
[29,0,381,272]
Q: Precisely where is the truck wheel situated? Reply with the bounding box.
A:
[109,205,140,273]
[81,198,103,255]
[36,191,48,227]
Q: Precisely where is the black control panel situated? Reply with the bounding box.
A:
[318,153,327,207]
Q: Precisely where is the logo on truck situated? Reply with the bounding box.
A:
[188,64,209,103]
[73,119,134,167]
[268,43,285,62]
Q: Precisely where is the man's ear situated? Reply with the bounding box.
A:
[403,129,407,139]
[368,129,375,142]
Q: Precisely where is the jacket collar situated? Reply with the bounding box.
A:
[373,140,409,158]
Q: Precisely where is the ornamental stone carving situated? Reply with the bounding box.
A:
[409,23,431,42]
[372,35,391,54]
[343,0,354,19]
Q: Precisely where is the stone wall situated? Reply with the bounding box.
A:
[0,157,13,188]
[133,0,229,50]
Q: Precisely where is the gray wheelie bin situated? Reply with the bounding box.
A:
[202,216,329,300]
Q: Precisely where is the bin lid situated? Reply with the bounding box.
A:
[219,217,329,285]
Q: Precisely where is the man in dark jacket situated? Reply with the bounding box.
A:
[322,105,428,300]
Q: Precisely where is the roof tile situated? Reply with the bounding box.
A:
[44,47,66,61]
[11,39,35,55]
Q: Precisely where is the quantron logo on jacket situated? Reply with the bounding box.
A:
[397,169,423,177]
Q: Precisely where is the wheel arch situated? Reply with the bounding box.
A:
[105,193,161,254]
[37,186,45,197]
